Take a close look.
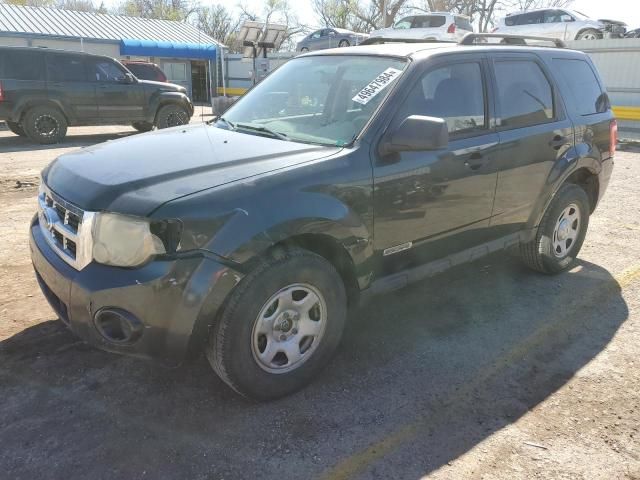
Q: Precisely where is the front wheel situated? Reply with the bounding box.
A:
[520,183,590,274]
[206,248,347,400]
[338,39,350,47]
[155,104,190,129]
[576,29,602,40]
[6,121,26,137]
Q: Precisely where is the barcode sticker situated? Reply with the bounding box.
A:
[352,67,403,105]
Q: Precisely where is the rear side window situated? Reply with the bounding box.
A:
[455,17,473,31]
[412,15,446,28]
[552,58,608,115]
[47,55,86,82]
[2,50,44,80]
[397,62,486,135]
[517,11,544,25]
[494,60,554,129]
[505,15,518,26]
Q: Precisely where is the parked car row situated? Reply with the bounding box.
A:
[297,8,631,52]
[0,47,190,144]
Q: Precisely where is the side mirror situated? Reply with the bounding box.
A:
[381,115,449,155]
[122,72,135,84]
[329,31,336,36]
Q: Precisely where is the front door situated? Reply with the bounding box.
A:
[489,54,575,234]
[87,58,146,121]
[373,57,499,275]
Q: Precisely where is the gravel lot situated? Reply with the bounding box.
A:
[0,123,639,480]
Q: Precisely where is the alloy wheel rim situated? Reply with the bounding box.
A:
[35,115,59,138]
[552,203,581,258]
[166,111,188,127]
[251,283,327,374]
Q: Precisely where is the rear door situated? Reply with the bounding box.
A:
[87,57,146,121]
[46,53,97,122]
[489,53,574,234]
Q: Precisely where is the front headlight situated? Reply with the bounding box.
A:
[92,213,166,267]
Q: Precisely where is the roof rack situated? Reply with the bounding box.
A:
[459,33,566,48]
[360,36,456,46]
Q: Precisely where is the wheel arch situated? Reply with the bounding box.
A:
[17,99,70,124]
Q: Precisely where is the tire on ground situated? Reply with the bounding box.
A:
[6,121,26,137]
[131,121,154,132]
[155,104,190,129]
[206,247,347,400]
[520,183,590,274]
[23,106,68,144]
[576,29,602,40]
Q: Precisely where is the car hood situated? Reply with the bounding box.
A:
[138,79,186,93]
[43,123,341,217]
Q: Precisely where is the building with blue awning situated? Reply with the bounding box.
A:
[0,3,224,103]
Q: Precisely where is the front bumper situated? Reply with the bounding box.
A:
[29,215,242,366]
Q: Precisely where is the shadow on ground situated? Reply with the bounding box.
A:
[0,255,628,479]
[0,131,136,153]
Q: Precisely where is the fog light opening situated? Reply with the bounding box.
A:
[94,308,143,345]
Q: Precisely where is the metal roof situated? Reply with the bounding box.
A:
[0,4,221,46]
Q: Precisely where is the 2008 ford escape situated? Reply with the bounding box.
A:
[30,34,616,400]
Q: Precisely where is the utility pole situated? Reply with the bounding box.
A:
[382,0,387,27]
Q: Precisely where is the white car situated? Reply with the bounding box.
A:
[494,9,626,41]
[369,13,473,42]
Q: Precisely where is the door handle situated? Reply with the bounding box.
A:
[465,152,485,171]
[549,135,569,150]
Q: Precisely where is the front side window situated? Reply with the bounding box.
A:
[395,62,486,135]
[544,10,564,23]
[89,59,128,82]
[311,30,321,39]
[412,15,446,28]
[220,55,407,147]
[494,60,554,129]
[394,17,413,29]
[552,58,608,115]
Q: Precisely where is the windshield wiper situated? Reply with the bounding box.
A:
[213,116,236,129]
[235,123,289,141]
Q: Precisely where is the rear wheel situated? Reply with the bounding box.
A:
[206,248,347,400]
[131,121,154,132]
[155,104,190,129]
[300,47,309,52]
[520,183,590,274]
[6,121,26,137]
[338,39,350,47]
[23,106,68,144]
[576,29,602,40]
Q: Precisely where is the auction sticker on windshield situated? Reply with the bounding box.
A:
[352,67,403,105]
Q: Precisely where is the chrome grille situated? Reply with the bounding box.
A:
[37,184,95,270]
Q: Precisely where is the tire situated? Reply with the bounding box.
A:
[338,40,350,47]
[576,29,602,40]
[520,183,590,274]
[6,121,26,137]
[206,247,347,400]
[23,106,68,144]
[300,47,309,52]
[155,104,190,129]
[131,121,154,132]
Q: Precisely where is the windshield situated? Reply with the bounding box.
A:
[219,55,407,147]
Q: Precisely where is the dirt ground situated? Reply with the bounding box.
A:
[0,123,639,480]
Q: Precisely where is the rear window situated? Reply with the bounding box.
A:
[455,16,473,31]
[494,60,554,129]
[412,15,446,28]
[552,58,608,115]
[1,50,44,80]
[47,55,86,82]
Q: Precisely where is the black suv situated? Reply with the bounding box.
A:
[30,35,616,400]
[0,47,193,144]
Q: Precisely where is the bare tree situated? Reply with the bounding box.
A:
[311,0,368,31]
[505,0,573,10]
[196,4,243,46]
[117,0,196,21]
[351,0,413,29]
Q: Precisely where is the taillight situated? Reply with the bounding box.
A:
[447,23,456,34]
[610,119,618,157]
[0,81,4,102]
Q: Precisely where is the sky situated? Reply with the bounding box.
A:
[103,0,640,30]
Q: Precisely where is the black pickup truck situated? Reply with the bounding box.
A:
[30,35,616,400]
[0,46,193,144]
